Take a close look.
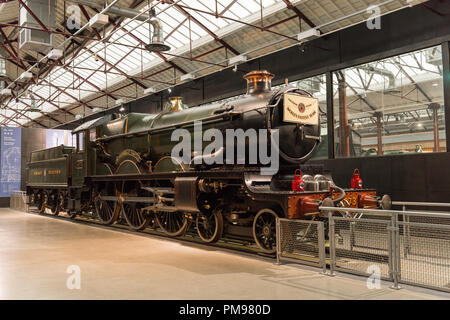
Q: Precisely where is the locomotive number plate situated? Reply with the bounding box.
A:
[283,93,319,125]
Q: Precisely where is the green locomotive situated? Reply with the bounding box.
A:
[26,70,389,253]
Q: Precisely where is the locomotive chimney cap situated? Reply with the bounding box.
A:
[243,70,274,95]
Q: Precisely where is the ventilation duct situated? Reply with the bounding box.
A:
[357,66,399,94]
[69,0,170,52]
[145,9,170,52]
[426,47,442,67]
[19,0,56,52]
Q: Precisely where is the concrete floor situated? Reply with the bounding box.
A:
[0,208,448,300]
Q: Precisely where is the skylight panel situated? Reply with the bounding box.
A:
[180,0,210,12]
[263,0,276,7]
[189,10,221,31]
[166,34,185,48]
[230,3,252,19]
[237,0,259,13]
[188,22,208,37]
[171,29,190,42]
[164,6,187,23]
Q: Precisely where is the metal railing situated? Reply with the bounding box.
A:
[394,201,450,292]
[9,191,29,212]
[276,201,450,293]
[276,218,326,273]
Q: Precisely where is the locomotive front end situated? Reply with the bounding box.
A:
[244,70,321,164]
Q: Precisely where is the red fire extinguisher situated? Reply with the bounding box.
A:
[351,168,363,189]
[292,169,305,192]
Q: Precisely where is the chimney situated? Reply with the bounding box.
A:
[243,70,274,95]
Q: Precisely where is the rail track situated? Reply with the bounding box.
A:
[27,206,277,259]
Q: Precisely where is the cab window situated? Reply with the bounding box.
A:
[77,132,85,152]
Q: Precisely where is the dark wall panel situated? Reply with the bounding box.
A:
[311,152,450,203]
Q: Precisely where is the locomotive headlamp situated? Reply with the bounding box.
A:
[351,169,363,189]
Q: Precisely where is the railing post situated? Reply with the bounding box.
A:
[275,218,281,265]
[388,213,394,282]
[328,211,336,276]
[402,205,407,258]
[404,205,411,257]
[350,221,355,251]
[395,212,401,284]
[318,222,326,274]
[389,213,401,290]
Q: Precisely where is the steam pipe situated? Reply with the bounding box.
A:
[332,186,346,204]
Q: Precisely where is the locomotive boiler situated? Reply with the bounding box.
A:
[26,70,391,254]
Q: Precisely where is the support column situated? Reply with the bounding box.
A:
[326,72,335,159]
[338,74,350,157]
[374,112,383,156]
[442,41,450,152]
[428,103,441,152]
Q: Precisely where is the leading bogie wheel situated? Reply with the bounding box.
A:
[252,208,279,254]
[196,210,223,243]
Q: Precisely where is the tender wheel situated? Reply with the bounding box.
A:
[94,190,119,225]
[30,192,36,205]
[253,208,278,254]
[121,202,152,231]
[50,193,63,216]
[38,192,47,214]
[196,211,223,243]
[155,211,188,237]
[67,211,78,219]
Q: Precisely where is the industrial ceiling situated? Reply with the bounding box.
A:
[0,0,434,128]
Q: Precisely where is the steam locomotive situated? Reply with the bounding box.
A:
[26,70,390,253]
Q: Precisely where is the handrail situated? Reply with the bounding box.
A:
[319,206,450,218]
[391,201,450,208]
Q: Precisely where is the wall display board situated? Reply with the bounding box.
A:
[0,127,22,197]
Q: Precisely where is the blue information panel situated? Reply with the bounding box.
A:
[0,127,22,197]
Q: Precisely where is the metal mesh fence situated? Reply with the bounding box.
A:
[277,218,325,270]
[10,191,29,212]
[331,217,392,280]
[277,204,450,293]
[398,219,450,292]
